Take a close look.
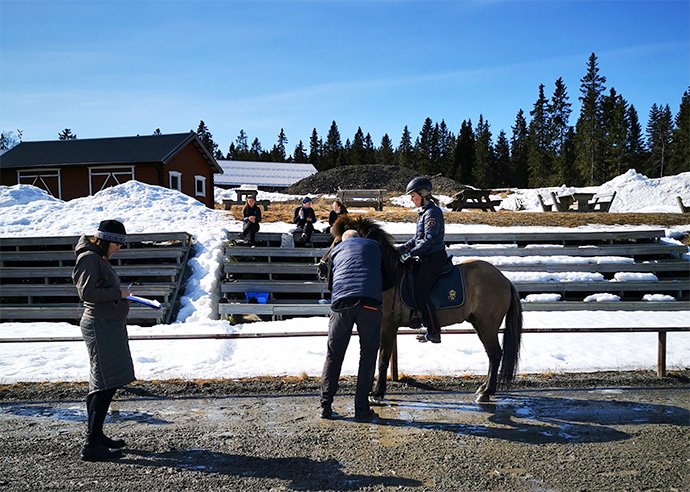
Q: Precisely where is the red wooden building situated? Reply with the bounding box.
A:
[0,132,222,208]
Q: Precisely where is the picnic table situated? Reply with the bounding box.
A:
[449,188,501,212]
[222,186,270,211]
[559,192,596,211]
[541,191,616,212]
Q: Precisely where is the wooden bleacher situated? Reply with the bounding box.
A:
[0,232,193,325]
[219,229,690,320]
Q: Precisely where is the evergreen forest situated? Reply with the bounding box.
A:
[3,53,688,188]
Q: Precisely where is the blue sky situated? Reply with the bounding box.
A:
[1,0,688,155]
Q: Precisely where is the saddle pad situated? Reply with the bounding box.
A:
[400,263,465,311]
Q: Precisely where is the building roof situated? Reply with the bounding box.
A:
[0,132,222,173]
[215,160,317,188]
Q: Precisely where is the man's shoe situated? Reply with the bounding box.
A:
[418,331,441,344]
[80,443,122,462]
[353,409,378,423]
[100,435,126,449]
[320,405,333,419]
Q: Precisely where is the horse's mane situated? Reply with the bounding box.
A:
[331,215,395,249]
[331,216,401,285]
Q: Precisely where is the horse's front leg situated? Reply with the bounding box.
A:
[370,325,397,404]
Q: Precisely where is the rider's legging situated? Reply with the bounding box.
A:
[414,250,447,334]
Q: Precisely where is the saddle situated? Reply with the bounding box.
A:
[400,257,465,311]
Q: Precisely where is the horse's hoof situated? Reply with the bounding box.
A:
[369,396,385,406]
[475,393,491,404]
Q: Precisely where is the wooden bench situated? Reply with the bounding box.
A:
[588,191,617,212]
[218,301,690,320]
[0,304,166,324]
[227,231,333,248]
[449,188,501,212]
[0,232,193,325]
[227,229,667,248]
[677,196,690,214]
[446,243,687,259]
[549,192,576,212]
[336,189,385,211]
[219,228,689,318]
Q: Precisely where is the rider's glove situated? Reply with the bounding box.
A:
[317,261,328,281]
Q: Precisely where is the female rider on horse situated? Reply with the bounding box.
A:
[396,177,447,344]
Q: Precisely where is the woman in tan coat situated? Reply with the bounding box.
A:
[72,219,134,461]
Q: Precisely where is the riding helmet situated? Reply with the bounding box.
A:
[405,176,432,197]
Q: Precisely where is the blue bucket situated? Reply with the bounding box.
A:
[245,292,269,304]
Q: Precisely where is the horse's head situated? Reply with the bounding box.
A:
[327,215,402,286]
[331,215,395,249]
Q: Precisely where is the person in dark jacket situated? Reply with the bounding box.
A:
[293,196,317,243]
[72,219,134,461]
[324,200,348,235]
[397,177,447,344]
[240,196,261,245]
[320,230,384,423]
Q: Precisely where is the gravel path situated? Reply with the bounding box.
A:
[1,374,688,491]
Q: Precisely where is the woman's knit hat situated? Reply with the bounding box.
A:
[302,196,313,204]
[94,219,127,244]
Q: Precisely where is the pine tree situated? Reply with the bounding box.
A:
[527,84,553,187]
[473,115,495,187]
[625,104,646,173]
[452,119,475,184]
[323,121,343,170]
[350,127,366,166]
[561,127,578,186]
[293,140,308,162]
[309,129,322,168]
[364,133,376,165]
[250,138,262,161]
[669,88,690,174]
[271,128,288,162]
[377,134,395,166]
[494,131,511,187]
[195,120,218,156]
[235,130,250,159]
[437,120,455,178]
[510,110,529,188]
[601,88,629,180]
[547,77,573,185]
[58,128,77,140]
[574,53,607,185]
[226,142,237,160]
[0,130,22,150]
[415,117,436,174]
[398,126,414,169]
[646,103,673,177]
[342,138,353,166]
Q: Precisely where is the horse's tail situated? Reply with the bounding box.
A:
[499,282,523,387]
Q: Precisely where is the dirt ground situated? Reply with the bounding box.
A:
[1,373,689,491]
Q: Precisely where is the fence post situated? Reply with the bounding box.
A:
[657,331,667,377]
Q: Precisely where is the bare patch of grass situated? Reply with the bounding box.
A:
[218,197,690,229]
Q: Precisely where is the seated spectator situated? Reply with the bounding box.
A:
[293,196,317,243]
[324,200,348,235]
[240,196,261,246]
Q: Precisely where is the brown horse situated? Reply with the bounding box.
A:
[328,215,523,403]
